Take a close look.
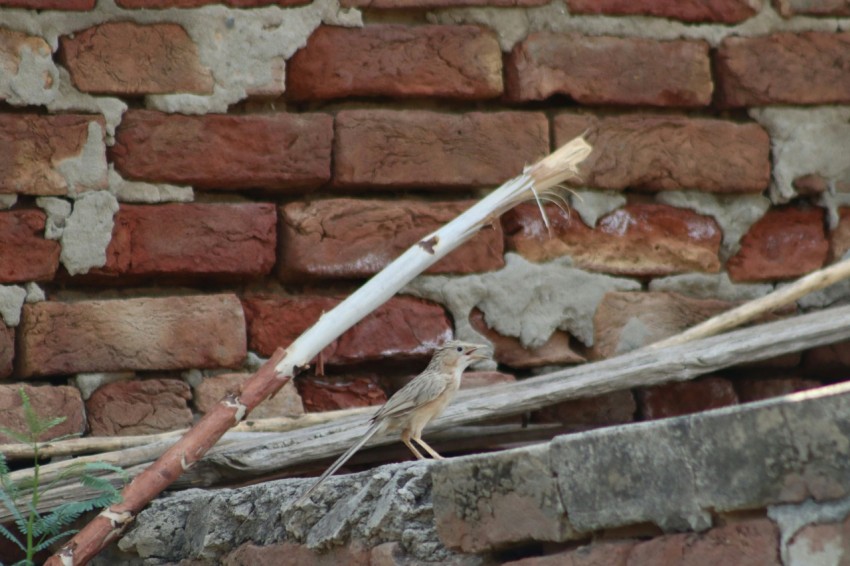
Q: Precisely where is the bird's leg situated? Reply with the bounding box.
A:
[412,434,444,460]
[401,429,426,460]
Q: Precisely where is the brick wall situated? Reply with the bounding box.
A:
[1,0,849,512]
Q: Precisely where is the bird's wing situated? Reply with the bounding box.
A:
[372,371,448,422]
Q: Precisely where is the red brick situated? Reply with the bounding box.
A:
[116,0,307,6]
[506,33,711,106]
[287,25,502,101]
[553,113,770,193]
[503,540,634,566]
[278,199,504,280]
[628,518,780,565]
[0,210,60,283]
[0,383,85,442]
[101,203,276,277]
[0,114,108,196]
[727,207,827,282]
[0,29,52,102]
[0,0,94,8]
[0,326,12,378]
[60,22,213,95]
[716,32,850,107]
[111,110,332,191]
[775,0,850,16]
[804,340,850,377]
[18,294,246,378]
[534,390,636,427]
[223,542,370,566]
[504,203,721,277]
[86,378,193,436]
[592,292,738,360]
[298,374,387,412]
[470,308,585,368]
[566,0,761,22]
[736,377,821,403]
[193,372,304,418]
[334,110,549,189]
[342,0,548,6]
[242,294,452,364]
[639,376,739,419]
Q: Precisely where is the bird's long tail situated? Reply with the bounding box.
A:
[294,421,382,505]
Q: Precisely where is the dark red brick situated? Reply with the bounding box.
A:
[566,0,761,22]
[278,199,504,280]
[534,390,636,427]
[0,326,12,379]
[506,33,712,106]
[504,203,722,277]
[116,0,307,6]
[727,207,827,282]
[0,210,60,283]
[111,110,332,191]
[553,113,770,193]
[0,0,94,8]
[717,32,850,107]
[775,0,850,16]
[639,376,739,419]
[334,110,549,189]
[298,374,387,412]
[736,377,821,403]
[287,25,502,101]
[342,0,547,6]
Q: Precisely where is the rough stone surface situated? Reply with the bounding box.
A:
[554,114,770,193]
[0,27,57,106]
[18,294,246,377]
[334,110,549,189]
[727,207,828,282]
[279,199,504,280]
[0,326,12,378]
[432,444,574,552]
[0,114,108,196]
[717,32,850,107]
[60,22,214,95]
[222,542,370,566]
[407,254,641,350]
[298,374,387,412]
[503,203,722,277]
[591,292,738,359]
[242,294,452,364]
[0,383,85,442]
[287,25,502,100]
[101,203,277,277]
[775,0,850,16]
[86,378,193,436]
[506,33,711,106]
[60,190,119,276]
[111,110,333,191]
[639,377,739,419]
[566,0,762,22]
[469,309,585,368]
[0,210,60,283]
[534,390,636,427]
[736,377,822,403]
[194,372,304,418]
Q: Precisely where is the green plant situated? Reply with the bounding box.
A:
[0,388,127,566]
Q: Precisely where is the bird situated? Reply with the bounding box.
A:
[295,340,490,505]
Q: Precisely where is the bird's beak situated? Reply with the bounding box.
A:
[467,346,491,361]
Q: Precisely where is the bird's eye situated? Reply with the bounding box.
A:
[456,346,463,352]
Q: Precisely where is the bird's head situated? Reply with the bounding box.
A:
[432,340,492,372]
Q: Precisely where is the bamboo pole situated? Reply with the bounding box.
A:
[47,137,592,565]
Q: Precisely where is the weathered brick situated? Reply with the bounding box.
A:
[116,0,308,6]
[553,113,770,193]
[111,110,332,191]
[86,378,193,436]
[0,114,108,196]
[0,326,12,378]
[0,383,85,442]
[503,541,634,566]
[469,309,585,368]
[727,207,827,282]
[242,294,452,364]
[829,207,850,260]
[736,377,821,403]
[0,29,53,102]
[534,390,636,428]
[504,203,722,277]
[60,22,213,95]
[193,373,304,418]
[639,376,739,419]
[278,199,504,280]
[342,0,548,6]
[566,0,761,22]
[101,203,276,277]
[717,32,850,107]
[287,25,502,101]
[0,0,94,8]
[506,33,712,106]
[0,210,60,283]
[775,0,850,16]
[297,374,387,412]
[334,110,549,189]
[18,295,246,377]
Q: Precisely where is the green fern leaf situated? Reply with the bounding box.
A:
[0,521,24,550]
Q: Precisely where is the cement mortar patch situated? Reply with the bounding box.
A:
[404,253,640,349]
[108,164,193,203]
[35,196,72,240]
[769,496,850,565]
[0,34,59,106]
[54,121,109,196]
[60,191,119,276]
[0,285,26,326]
[0,195,17,210]
[570,189,627,227]
[649,272,774,302]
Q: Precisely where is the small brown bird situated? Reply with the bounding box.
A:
[296,340,490,504]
